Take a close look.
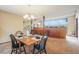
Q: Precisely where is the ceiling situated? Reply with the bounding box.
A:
[0,5,79,18]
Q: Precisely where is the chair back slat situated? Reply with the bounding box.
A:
[39,35,48,49]
[10,34,17,47]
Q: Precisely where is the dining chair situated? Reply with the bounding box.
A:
[33,35,48,54]
[10,34,26,54]
[15,31,23,38]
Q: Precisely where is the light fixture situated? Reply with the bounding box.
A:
[37,22,41,25]
[23,5,36,20]
[23,14,35,20]
[23,14,29,19]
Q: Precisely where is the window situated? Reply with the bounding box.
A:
[44,18,68,28]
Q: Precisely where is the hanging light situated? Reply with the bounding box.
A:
[23,5,36,20]
[30,15,35,19]
[23,14,36,20]
[23,14,29,19]
[37,22,41,25]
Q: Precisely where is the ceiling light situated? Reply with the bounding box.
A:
[23,14,35,20]
[38,23,41,25]
[23,14,29,19]
[31,15,35,19]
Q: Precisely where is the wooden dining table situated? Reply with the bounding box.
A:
[17,36,41,54]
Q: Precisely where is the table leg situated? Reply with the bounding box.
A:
[19,42,21,54]
[26,45,31,54]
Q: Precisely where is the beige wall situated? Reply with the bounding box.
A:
[0,10,23,43]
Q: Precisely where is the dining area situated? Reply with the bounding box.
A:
[10,31,48,54]
[0,5,79,54]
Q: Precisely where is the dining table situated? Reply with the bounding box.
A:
[17,36,41,54]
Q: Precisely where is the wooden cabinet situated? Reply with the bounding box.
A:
[31,28,67,38]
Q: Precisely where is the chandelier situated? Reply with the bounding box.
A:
[23,5,36,20]
[23,14,35,20]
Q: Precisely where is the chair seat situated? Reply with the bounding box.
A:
[12,43,24,48]
[34,44,44,50]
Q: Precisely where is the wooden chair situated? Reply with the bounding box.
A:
[33,35,48,54]
[10,34,26,54]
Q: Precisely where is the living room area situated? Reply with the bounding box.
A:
[0,5,79,54]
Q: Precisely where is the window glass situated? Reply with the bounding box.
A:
[44,18,68,28]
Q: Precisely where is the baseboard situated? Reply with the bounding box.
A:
[0,41,11,44]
